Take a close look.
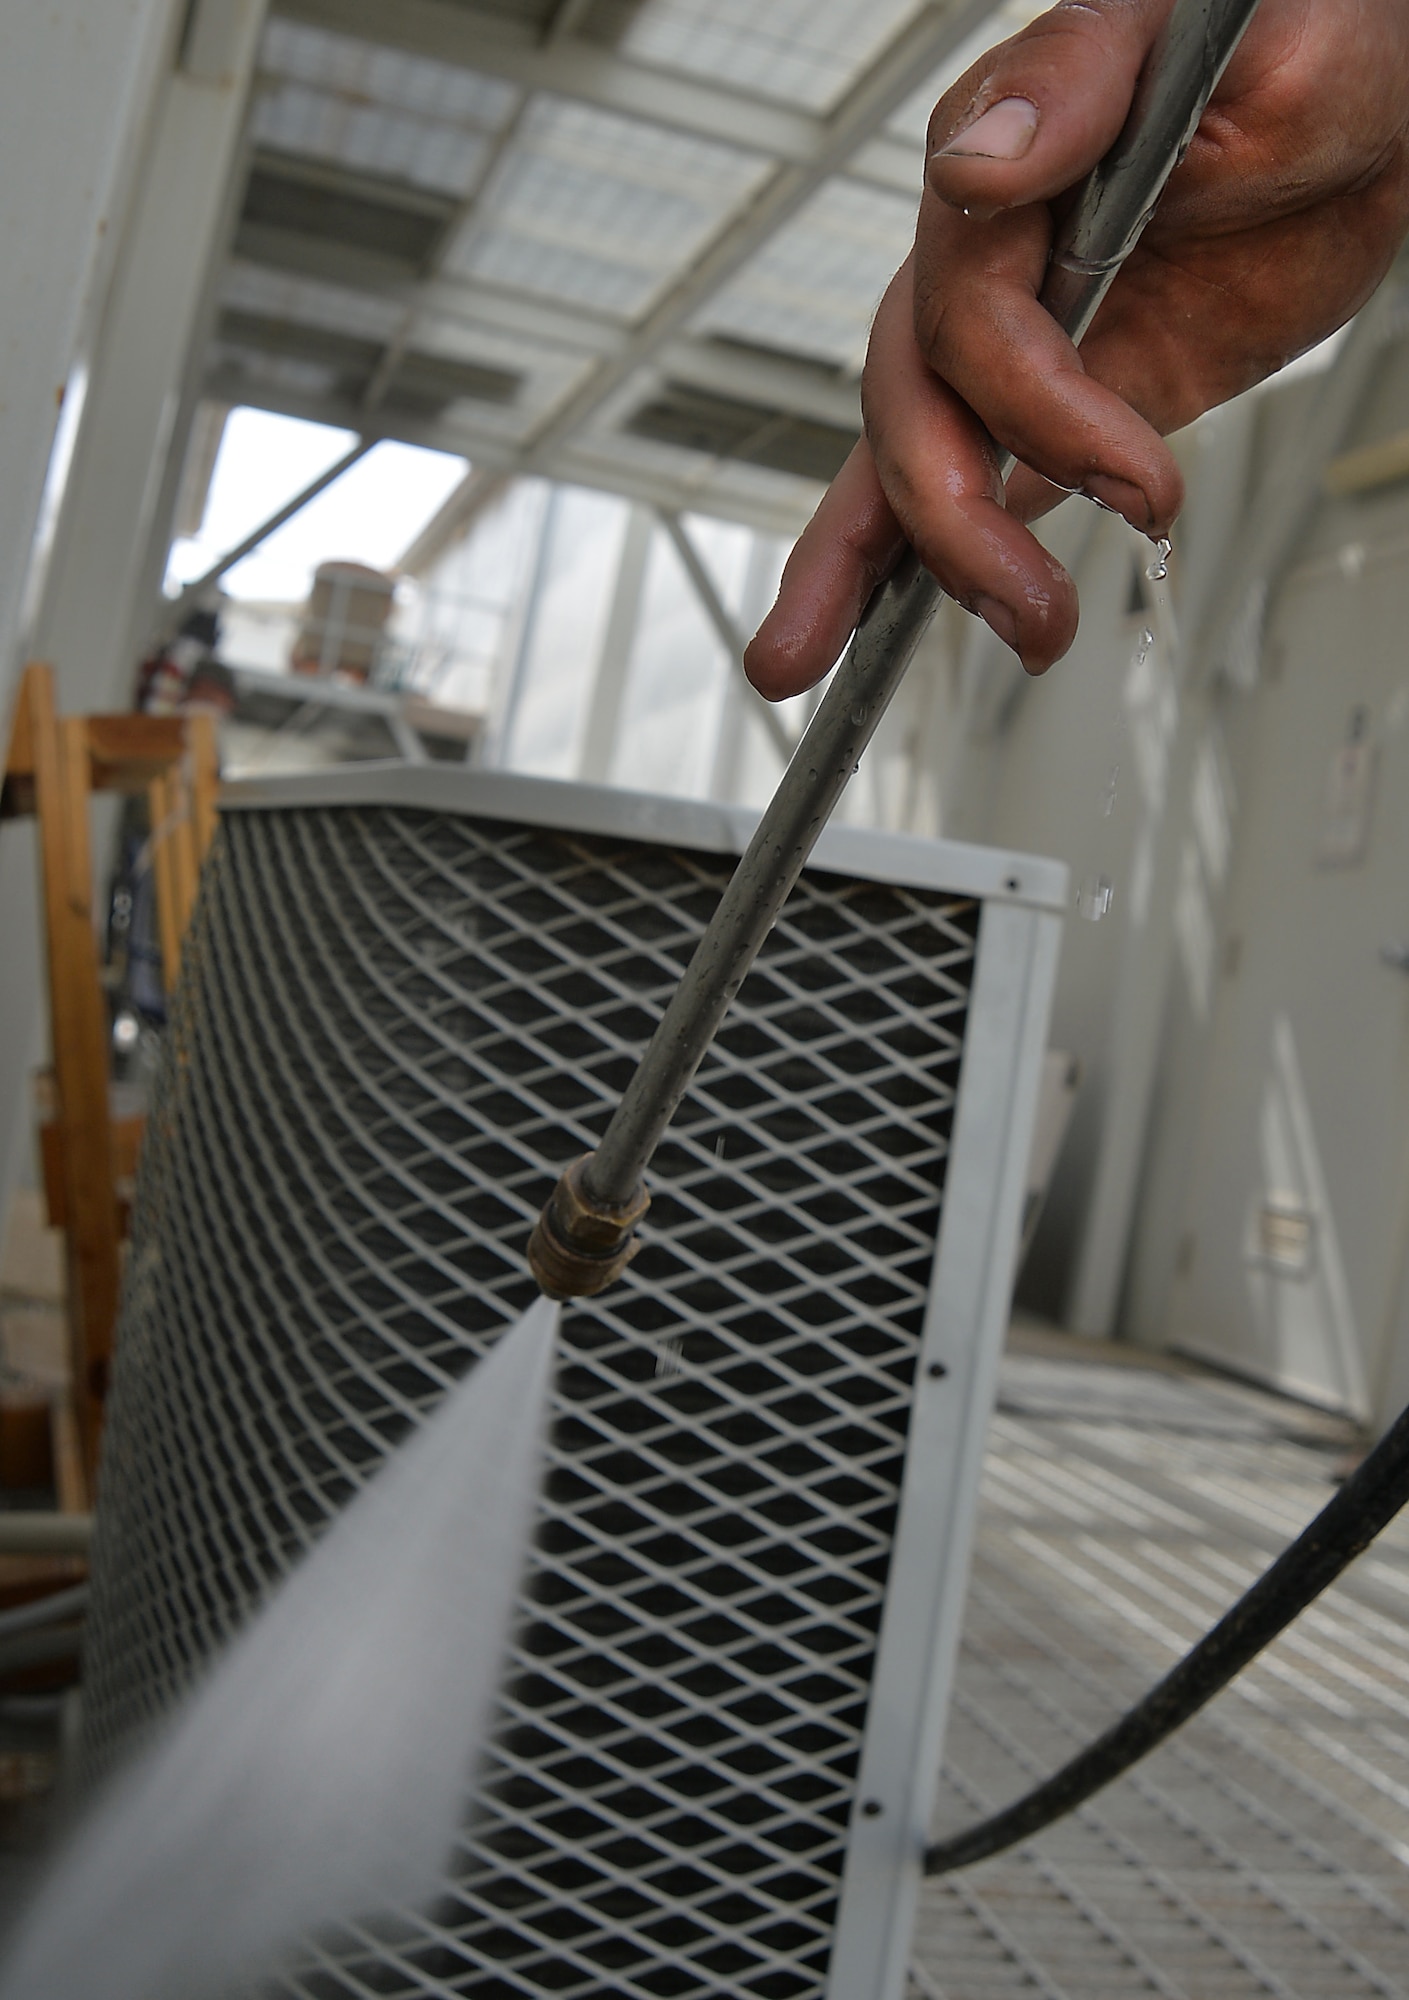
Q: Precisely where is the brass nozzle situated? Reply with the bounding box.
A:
[527,1156,650,1300]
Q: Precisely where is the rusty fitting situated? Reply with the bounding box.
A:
[527,1156,650,1300]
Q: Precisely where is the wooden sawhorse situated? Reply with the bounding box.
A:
[2,662,218,1484]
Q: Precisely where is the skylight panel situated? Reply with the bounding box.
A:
[601,0,930,112]
[221,265,406,344]
[260,19,518,128]
[251,84,493,197]
[696,179,917,371]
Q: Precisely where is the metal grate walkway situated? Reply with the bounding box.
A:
[914,1327,1409,2000]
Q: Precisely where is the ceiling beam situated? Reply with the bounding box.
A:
[270,0,926,193]
[406,0,995,558]
[656,507,793,760]
[398,467,509,572]
[203,369,819,538]
[163,438,369,632]
[222,256,864,427]
[657,339,860,431]
[416,272,865,425]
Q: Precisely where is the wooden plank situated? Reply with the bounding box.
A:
[1,670,37,819]
[49,1393,89,1516]
[36,1103,65,1232]
[39,1113,145,1231]
[30,673,123,1475]
[169,769,198,942]
[86,712,185,792]
[56,711,124,1451]
[0,1400,53,1493]
[187,709,220,858]
[148,771,183,988]
[4,676,34,779]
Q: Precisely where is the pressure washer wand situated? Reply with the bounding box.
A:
[528,0,1264,1300]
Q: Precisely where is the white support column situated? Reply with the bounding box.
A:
[3,1,264,1242]
[0,0,181,714]
[32,0,267,717]
[708,537,791,805]
[0,0,184,1221]
[657,511,794,765]
[577,507,654,786]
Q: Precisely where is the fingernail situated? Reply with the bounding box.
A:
[936,97,1039,161]
[1085,473,1155,531]
[973,594,1019,650]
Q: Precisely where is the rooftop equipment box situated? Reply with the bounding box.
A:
[82,766,1065,2000]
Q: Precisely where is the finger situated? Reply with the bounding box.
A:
[744,442,906,701]
[863,264,1079,675]
[913,193,1184,533]
[926,0,1173,218]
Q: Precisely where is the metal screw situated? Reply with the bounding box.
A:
[861,1799,883,1818]
[927,1361,948,1379]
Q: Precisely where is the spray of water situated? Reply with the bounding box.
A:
[0,1295,559,2000]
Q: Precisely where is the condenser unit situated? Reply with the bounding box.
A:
[82,764,1065,2000]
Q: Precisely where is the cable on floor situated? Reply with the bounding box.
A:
[925,1397,1409,1875]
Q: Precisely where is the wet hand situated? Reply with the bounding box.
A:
[746,0,1409,697]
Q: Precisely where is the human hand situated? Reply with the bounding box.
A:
[745,0,1409,697]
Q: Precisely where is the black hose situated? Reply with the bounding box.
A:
[925,1397,1409,1876]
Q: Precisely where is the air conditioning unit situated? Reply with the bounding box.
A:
[82,764,1064,2000]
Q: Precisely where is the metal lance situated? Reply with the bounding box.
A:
[529,0,1264,1299]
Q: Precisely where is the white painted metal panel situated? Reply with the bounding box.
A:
[1168,550,1409,1423]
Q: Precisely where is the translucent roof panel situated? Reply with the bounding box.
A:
[221,264,407,344]
[204,0,1044,533]
[413,314,592,425]
[443,100,770,320]
[251,83,494,197]
[220,265,590,436]
[598,0,931,113]
[208,345,344,404]
[255,20,518,196]
[261,21,520,128]
[695,180,918,372]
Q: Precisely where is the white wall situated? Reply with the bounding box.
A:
[937,501,1149,1317]
[1125,335,1409,1423]
[0,0,183,1215]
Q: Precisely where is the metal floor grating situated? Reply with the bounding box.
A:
[914,1334,1409,2000]
[83,804,984,2000]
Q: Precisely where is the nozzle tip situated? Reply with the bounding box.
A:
[527,1156,650,1300]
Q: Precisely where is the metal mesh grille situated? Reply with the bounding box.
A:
[83,803,979,2000]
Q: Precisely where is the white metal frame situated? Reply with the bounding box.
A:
[827,895,1063,2000]
[220,760,1069,911]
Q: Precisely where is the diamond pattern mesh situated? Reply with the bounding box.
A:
[82,803,979,2000]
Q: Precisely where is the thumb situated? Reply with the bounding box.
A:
[926,0,1176,214]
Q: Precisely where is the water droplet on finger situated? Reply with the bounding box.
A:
[1146,536,1172,583]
